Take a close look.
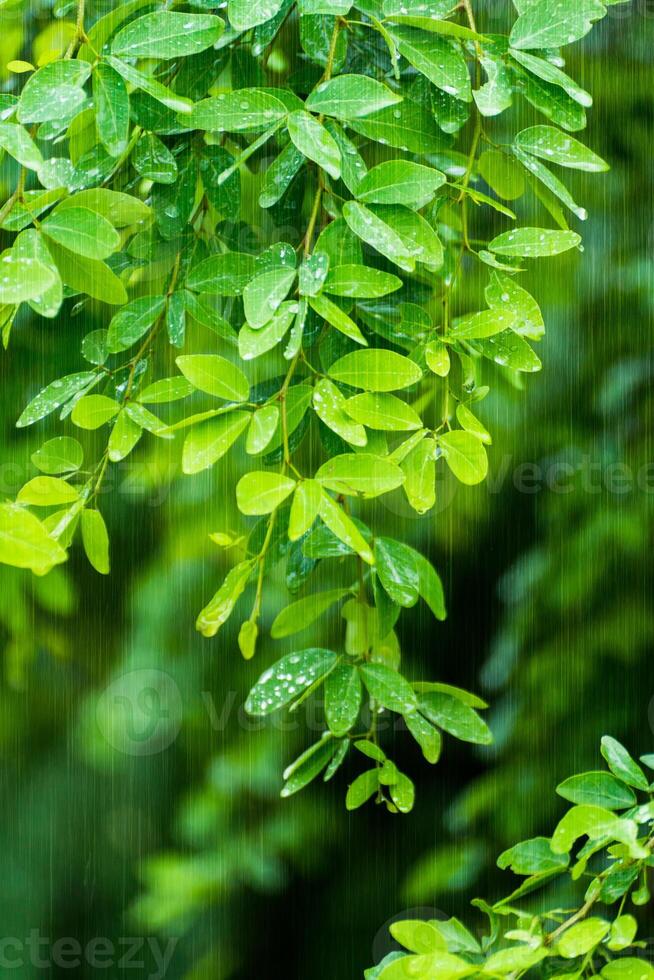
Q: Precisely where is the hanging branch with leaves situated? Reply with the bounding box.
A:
[0,0,616,808]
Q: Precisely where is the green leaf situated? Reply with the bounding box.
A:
[228,0,284,31]
[316,453,405,497]
[510,49,592,108]
[138,377,195,405]
[602,962,654,980]
[259,143,305,207]
[484,948,547,975]
[426,341,450,378]
[80,509,110,575]
[346,769,379,810]
[374,536,419,606]
[306,74,402,118]
[323,265,402,299]
[401,436,436,514]
[298,252,330,297]
[348,99,446,154]
[246,405,279,455]
[123,403,169,438]
[607,917,638,953]
[313,378,367,447]
[176,354,250,401]
[18,61,91,124]
[328,348,422,392]
[551,805,640,855]
[93,63,129,158]
[420,692,492,745]
[106,56,193,115]
[272,589,349,639]
[133,133,177,184]
[196,559,255,637]
[356,160,445,208]
[474,52,513,117]
[287,110,341,180]
[354,739,386,764]
[41,207,120,260]
[439,430,488,485]
[485,272,545,340]
[238,619,258,661]
[404,710,442,763]
[0,502,67,574]
[243,267,296,327]
[497,837,569,875]
[0,122,42,170]
[281,735,338,797]
[112,12,224,58]
[188,89,287,132]
[473,332,542,373]
[17,476,79,507]
[456,404,491,445]
[318,492,375,564]
[236,471,296,515]
[325,662,363,736]
[410,550,446,621]
[182,411,250,475]
[187,252,258,295]
[55,189,151,227]
[107,296,165,353]
[449,309,517,340]
[13,230,62,319]
[390,771,415,813]
[371,204,444,269]
[32,437,83,475]
[343,200,415,272]
[520,69,586,133]
[489,227,581,257]
[478,149,525,200]
[288,480,322,541]
[557,919,610,959]
[600,736,650,790]
[16,371,97,428]
[245,647,337,715]
[390,920,446,955]
[309,293,367,345]
[238,302,295,360]
[510,0,606,51]
[360,663,417,713]
[515,126,608,172]
[390,26,471,102]
[514,146,587,221]
[107,410,142,462]
[0,252,56,305]
[345,393,422,431]
[556,771,637,810]
[71,394,120,430]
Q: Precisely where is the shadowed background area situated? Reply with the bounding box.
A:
[0,1,652,977]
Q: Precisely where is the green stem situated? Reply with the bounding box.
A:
[64,0,86,58]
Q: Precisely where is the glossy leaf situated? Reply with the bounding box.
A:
[112,12,224,58]
[245,647,337,715]
[176,355,250,401]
